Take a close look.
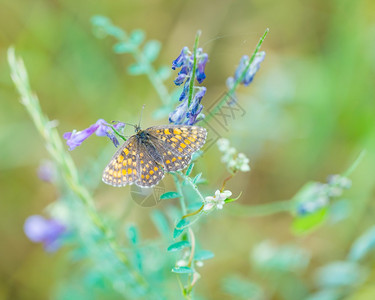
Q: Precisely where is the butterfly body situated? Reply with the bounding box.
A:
[102,125,207,188]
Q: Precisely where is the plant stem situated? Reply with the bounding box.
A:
[206,28,269,121]
[8,48,149,292]
[343,150,366,177]
[176,171,206,203]
[187,30,202,107]
[173,173,187,215]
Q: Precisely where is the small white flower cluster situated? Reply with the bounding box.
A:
[203,190,232,211]
[217,138,250,173]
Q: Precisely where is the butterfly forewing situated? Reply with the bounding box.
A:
[102,136,139,187]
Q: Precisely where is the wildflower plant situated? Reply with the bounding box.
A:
[8,15,369,300]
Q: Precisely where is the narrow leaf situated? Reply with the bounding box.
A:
[126,224,139,245]
[128,63,148,75]
[157,65,171,81]
[292,207,328,235]
[113,42,135,53]
[194,250,214,261]
[143,40,161,62]
[167,241,191,252]
[348,226,375,262]
[186,163,194,176]
[160,191,181,200]
[192,173,202,184]
[129,29,145,46]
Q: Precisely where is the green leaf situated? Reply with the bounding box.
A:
[129,29,145,46]
[348,226,375,262]
[192,173,202,184]
[160,191,181,200]
[113,42,135,53]
[91,15,110,27]
[225,192,242,203]
[173,227,184,239]
[194,250,214,260]
[186,163,194,176]
[173,218,190,239]
[126,224,139,245]
[292,207,328,235]
[143,40,161,62]
[127,63,148,75]
[175,218,190,230]
[167,241,191,252]
[314,261,368,288]
[157,65,171,81]
[172,266,194,274]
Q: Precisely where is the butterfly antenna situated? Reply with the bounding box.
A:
[111,120,136,128]
[138,104,145,128]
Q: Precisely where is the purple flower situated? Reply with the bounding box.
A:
[179,78,191,101]
[63,123,99,150]
[174,73,187,86]
[231,52,265,87]
[169,100,189,124]
[172,47,189,70]
[24,215,66,252]
[64,119,125,150]
[37,160,56,183]
[196,53,208,84]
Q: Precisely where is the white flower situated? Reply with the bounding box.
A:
[176,260,188,267]
[203,190,232,211]
[196,261,204,267]
[217,138,230,152]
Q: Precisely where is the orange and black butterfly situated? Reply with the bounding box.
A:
[102,125,207,188]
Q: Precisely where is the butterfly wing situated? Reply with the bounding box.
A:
[136,140,165,188]
[146,125,207,172]
[102,135,140,187]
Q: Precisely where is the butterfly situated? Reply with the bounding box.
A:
[102,124,207,188]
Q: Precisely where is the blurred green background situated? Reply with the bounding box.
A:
[1,0,375,299]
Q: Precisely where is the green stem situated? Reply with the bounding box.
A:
[182,204,204,219]
[8,48,149,292]
[206,28,269,121]
[172,173,187,215]
[187,30,202,107]
[107,124,127,141]
[176,171,206,203]
[226,199,293,217]
[342,150,366,177]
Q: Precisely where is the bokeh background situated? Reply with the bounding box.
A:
[1,0,375,299]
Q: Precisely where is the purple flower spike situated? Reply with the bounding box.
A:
[169,100,188,124]
[172,47,189,70]
[196,53,208,84]
[243,52,265,86]
[63,123,100,151]
[24,215,66,252]
[179,78,191,101]
[174,73,187,86]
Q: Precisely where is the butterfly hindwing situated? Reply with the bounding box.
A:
[136,141,165,187]
[102,136,139,187]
